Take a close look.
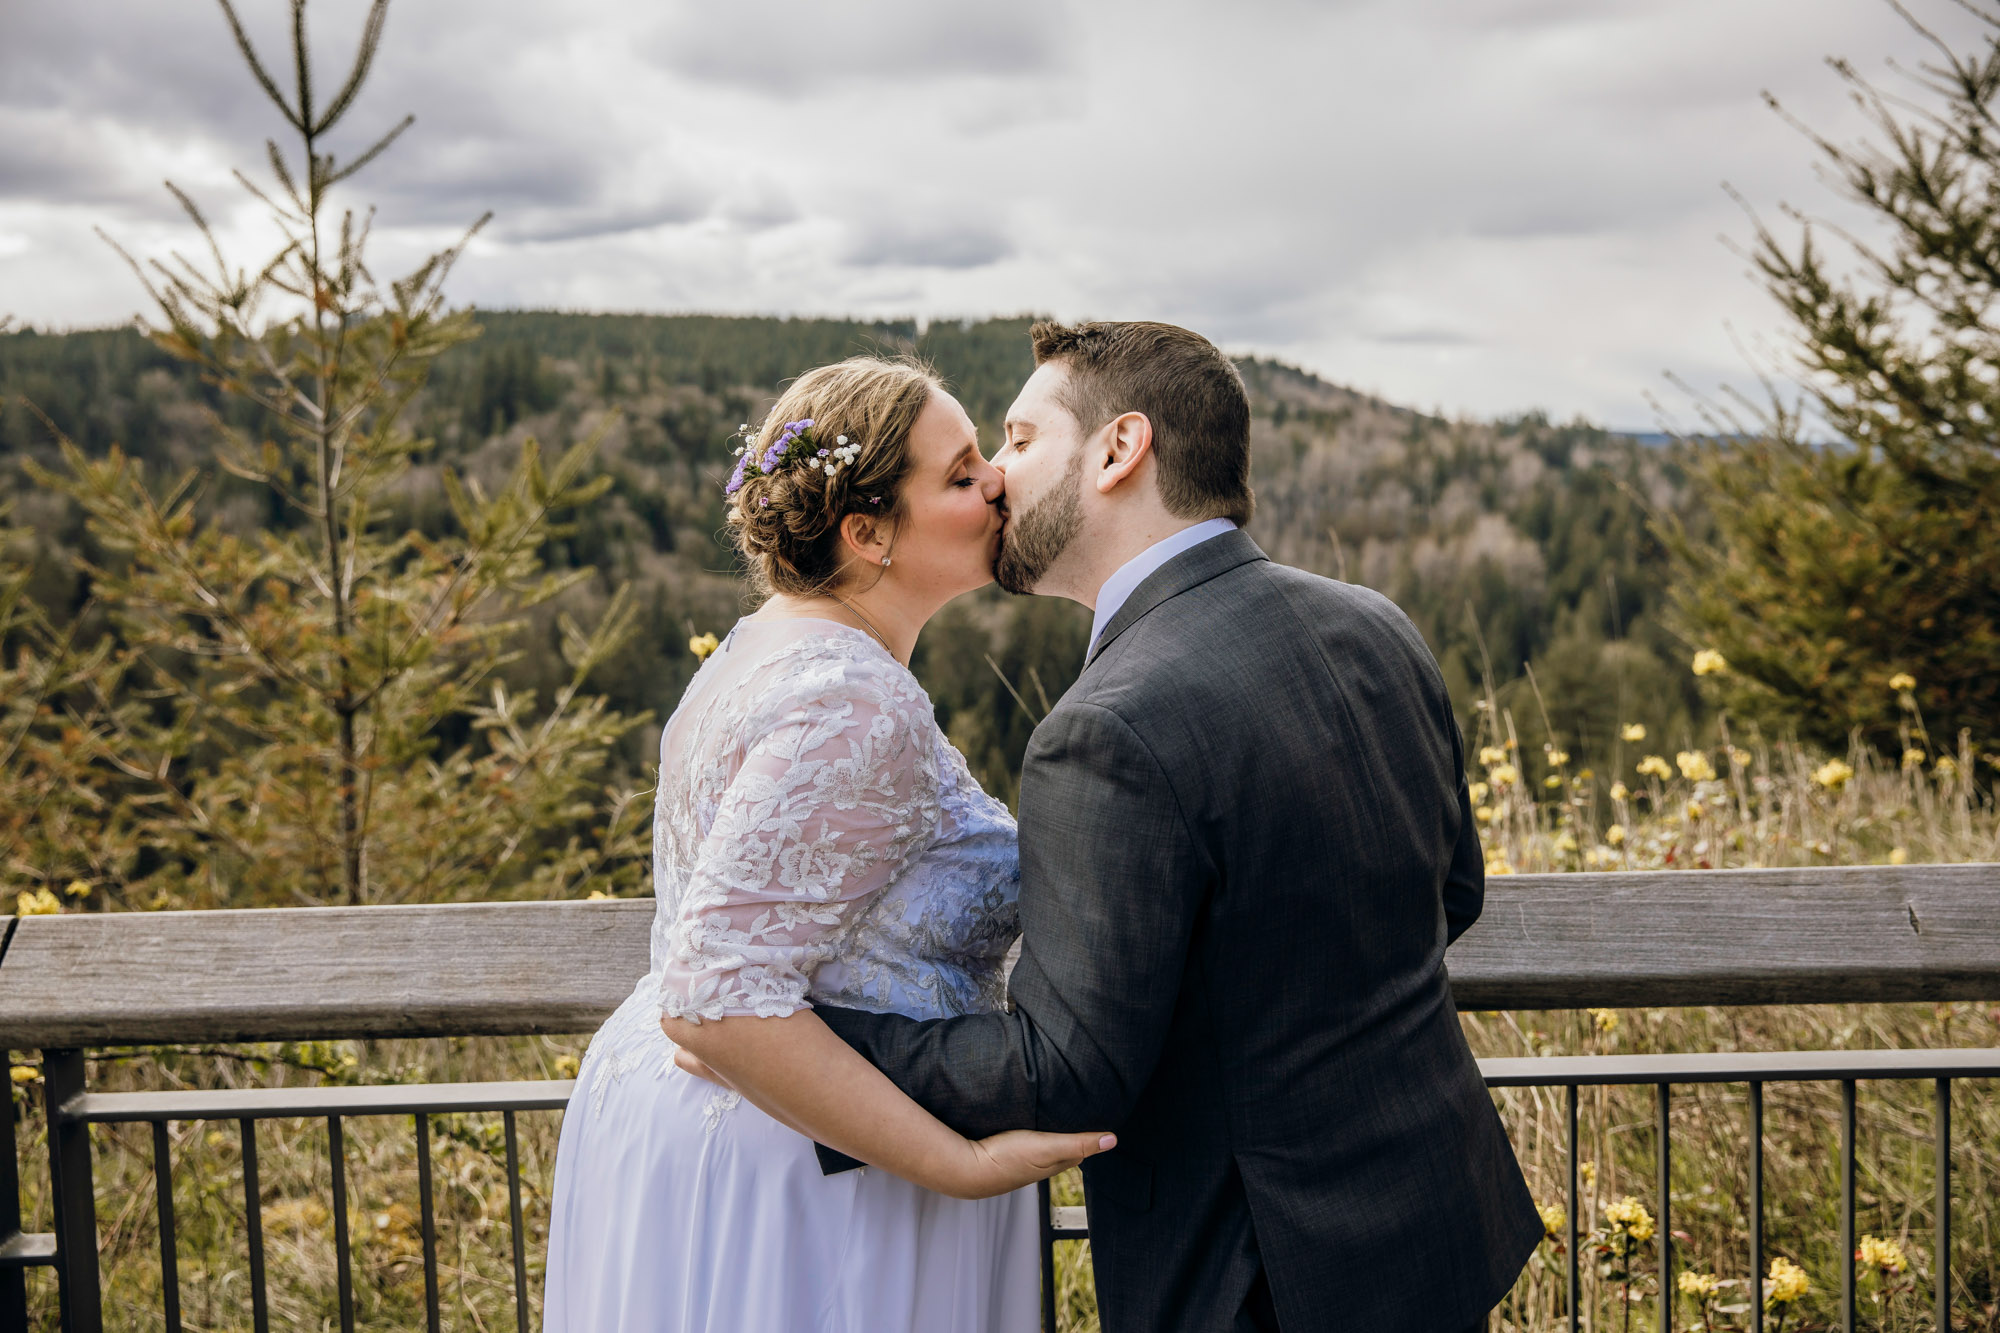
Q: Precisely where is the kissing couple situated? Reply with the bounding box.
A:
[542,321,1541,1332]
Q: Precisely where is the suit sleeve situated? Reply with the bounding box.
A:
[813,700,1210,1161]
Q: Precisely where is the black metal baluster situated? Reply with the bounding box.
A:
[1935,1078,1951,1332]
[1039,1178,1057,1333]
[1749,1082,1763,1333]
[328,1116,355,1333]
[43,1049,101,1333]
[1567,1083,1580,1333]
[239,1120,267,1333]
[150,1122,180,1333]
[1840,1079,1855,1333]
[1657,1083,1671,1333]
[504,1111,529,1333]
[0,1049,28,1333]
[415,1114,440,1333]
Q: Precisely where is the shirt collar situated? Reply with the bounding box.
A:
[1086,518,1239,659]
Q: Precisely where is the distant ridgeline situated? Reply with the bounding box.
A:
[0,312,1700,802]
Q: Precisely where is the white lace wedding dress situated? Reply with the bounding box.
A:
[542,618,1038,1333]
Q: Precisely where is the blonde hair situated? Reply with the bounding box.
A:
[727,357,940,597]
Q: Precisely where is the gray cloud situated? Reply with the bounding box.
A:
[841,219,1013,269]
[3,0,1993,427]
[654,0,1067,88]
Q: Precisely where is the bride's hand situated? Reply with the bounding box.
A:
[945,1129,1117,1200]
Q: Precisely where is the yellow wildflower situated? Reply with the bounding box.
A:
[1606,824,1626,846]
[1554,831,1578,853]
[1636,755,1673,780]
[9,1066,38,1086]
[1676,750,1716,782]
[1544,747,1570,766]
[1888,672,1916,693]
[1812,758,1855,791]
[688,631,721,662]
[1485,855,1515,876]
[1467,781,1489,805]
[1537,1202,1566,1242]
[1692,649,1728,676]
[1620,723,1647,742]
[1544,775,1563,789]
[1936,756,1959,780]
[1903,749,1927,771]
[1474,805,1497,824]
[1766,1256,1810,1305]
[1730,748,1752,768]
[63,880,90,899]
[586,889,614,901]
[263,1198,331,1232]
[15,889,59,917]
[1856,1234,1907,1274]
[1604,1196,1655,1243]
[1677,1271,1722,1300]
[1889,847,1908,866]
[1609,782,1629,802]
[552,1055,580,1080]
[1588,1008,1620,1034]
[1489,764,1519,787]
[1580,1161,1597,1189]
[1479,746,1509,768]
[1582,849,1603,867]
[1685,800,1706,821]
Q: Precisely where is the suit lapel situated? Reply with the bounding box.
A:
[1085,529,1269,668]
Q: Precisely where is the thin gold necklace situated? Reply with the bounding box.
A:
[830,593,895,658]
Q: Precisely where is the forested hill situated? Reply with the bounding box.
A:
[0,311,1702,802]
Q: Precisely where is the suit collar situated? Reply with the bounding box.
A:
[1084,528,1268,667]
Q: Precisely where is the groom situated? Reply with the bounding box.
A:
[820,321,1540,1331]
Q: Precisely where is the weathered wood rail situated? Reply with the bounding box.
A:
[0,863,1995,1333]
[2,863,1995,1049]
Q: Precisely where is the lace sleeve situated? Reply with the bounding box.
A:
[659,657,939,1022]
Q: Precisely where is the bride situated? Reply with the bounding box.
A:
[542,357,1113,1332]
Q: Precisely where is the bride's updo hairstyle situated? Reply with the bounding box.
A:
[726,357,941,597]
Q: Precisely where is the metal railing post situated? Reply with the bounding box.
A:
[1038,1178,1057,1333]
[0,1050,26,1333]
[42,1050,99,1333]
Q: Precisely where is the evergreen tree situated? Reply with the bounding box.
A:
[1668,2,2000,756]
[32,0,647,907]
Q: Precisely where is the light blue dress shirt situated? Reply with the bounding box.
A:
[1086,518,1239,659]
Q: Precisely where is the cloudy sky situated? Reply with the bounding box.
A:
[1,0,1983,427]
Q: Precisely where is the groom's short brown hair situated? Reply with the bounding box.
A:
[1029,319,1255,526]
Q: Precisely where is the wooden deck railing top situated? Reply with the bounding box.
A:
[0,863,1994,1049]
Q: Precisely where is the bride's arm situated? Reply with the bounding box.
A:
[658,661,1109,1197]
[662,1009,1111,1199]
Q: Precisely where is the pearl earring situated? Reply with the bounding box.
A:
[880,556,893,568]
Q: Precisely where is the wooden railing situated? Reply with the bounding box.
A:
[0,863,1995,1333]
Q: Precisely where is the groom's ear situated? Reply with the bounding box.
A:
[1094,411,1154,496]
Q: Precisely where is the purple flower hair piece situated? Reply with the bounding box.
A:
[724,416,851,500]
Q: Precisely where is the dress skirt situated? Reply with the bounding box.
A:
[541,994,1041,1333]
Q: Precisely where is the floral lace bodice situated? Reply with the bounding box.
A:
[578,618,1020,1116]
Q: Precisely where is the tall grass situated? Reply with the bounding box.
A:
[6,715,1995,1330]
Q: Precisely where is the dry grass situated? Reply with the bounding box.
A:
[7,709,1995,1331]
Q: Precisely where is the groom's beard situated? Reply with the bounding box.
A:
[994,446,1084,595]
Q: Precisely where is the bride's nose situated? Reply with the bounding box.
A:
[971,455,1005,504]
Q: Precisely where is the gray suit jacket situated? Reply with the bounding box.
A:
[818,530,1540,1331]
